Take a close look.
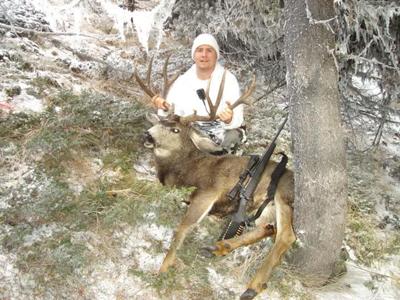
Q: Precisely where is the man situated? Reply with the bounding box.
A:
[151,33,245,154]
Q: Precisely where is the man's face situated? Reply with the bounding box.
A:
[194,45,217,72]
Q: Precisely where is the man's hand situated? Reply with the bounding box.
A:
[151,95,170,111]
[218,102,233,124]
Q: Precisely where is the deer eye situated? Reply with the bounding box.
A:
[171,128,180,133]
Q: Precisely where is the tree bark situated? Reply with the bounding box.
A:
[284,0,347,285]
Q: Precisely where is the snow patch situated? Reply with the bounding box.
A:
[116,223,172,272]
[11,91,44,113]
[134,157,157,181]
[316,259,400,300]
[207,268,245,296]
[85,259,158,300]
[0,253,36,299]
[23,223,61,246]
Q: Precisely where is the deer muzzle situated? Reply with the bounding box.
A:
[143,131,155,148]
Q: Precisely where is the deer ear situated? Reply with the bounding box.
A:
[189,127,224,153]
[146,112,160,125]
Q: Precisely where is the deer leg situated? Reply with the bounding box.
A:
[159,190,219,273]
[240,196,295,300]
[205,224,276,257]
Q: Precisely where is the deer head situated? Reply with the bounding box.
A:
[144,112,223,158]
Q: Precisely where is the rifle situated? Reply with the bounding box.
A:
[219,114,288,240]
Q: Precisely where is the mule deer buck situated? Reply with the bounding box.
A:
[136,57,295,300]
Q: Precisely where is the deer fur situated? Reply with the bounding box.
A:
[144,113,296,300]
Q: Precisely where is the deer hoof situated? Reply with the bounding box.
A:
[240,289,258,300]
[200,246,216,258]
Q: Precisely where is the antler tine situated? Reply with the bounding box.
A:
[161,54,180,99]
[134,57,156,99]
[135,55,182,109]
[162,54,171,98]
[204,79,214,119]
[134,72,155,98]
[179,111,211,125]
[146,56,154,87]
[166,103,175,119]
[229,74,256,110]
[204,69,227,120]
[210,69,227,119]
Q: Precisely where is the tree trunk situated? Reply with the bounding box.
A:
[284,0,347,285]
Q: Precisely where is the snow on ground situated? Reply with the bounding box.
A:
[0,253,37,299]
[9,90,44,113]
[116,223,172,271]
[316,260,400,300]
[84,258,156,300]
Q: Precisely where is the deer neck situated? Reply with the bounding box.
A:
[154,145,210,186]
[155,144,205,169]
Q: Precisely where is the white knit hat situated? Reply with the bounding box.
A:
[191,33,220,60]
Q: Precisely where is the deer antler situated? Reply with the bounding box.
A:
[207,69,227,119]
[179,112,212,125]
[162,54,180,98]
[179,69,227,124]
[134,56,156,98]
[179,73,256,125]
[229,74,256,110]
[134,54,180,100]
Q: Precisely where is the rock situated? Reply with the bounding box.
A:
[0,0,52,33]
[0,49,10,61]
[105,51,134,81]
[69,60,107,79]
[4,86,21,97]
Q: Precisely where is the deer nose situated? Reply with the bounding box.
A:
[143,131,155,145]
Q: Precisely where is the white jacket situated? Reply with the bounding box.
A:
[160,62,243,130]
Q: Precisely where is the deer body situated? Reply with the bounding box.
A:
[144,114,296,300]
[137,56,293,299]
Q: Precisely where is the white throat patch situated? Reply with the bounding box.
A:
[154,148,173,159]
